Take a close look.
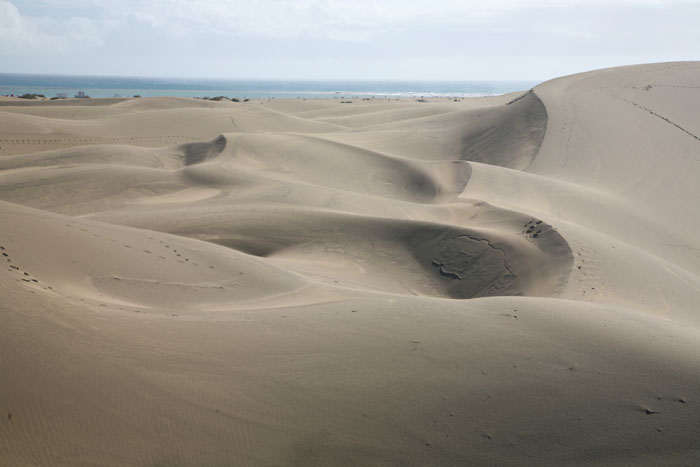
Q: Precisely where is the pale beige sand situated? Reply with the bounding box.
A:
[1,62,700,466]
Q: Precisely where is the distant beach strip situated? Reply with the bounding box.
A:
[0,73,536,100]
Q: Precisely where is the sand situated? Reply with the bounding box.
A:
[1,62,700,466]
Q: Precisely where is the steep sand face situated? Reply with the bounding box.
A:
[1,62,700,466]
[460,90,548,170]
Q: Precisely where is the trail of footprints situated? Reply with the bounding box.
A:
[69,224,204,267]
[1,244,52,292]
[600,85,700,143]
[559,96,579,170]
[59,223,230,314]
[0,135,200,155]
[520,219,604,298]
[562,235,605,300]
[3,222,240,317]
[574,245,603,299]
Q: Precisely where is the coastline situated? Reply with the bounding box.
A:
[0,74,536,100]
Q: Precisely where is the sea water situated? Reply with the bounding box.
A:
[0,74,536,100]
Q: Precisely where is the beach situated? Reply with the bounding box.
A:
[0,74,536,100]
[1,61,700,465]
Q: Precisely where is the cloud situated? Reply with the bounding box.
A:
[8,0,699,45]
[2,0,699,79]
[10,0,686,41]
[98,0,574,39]
[0,0,103,54]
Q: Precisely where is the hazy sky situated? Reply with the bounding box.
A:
[1,0,698,81]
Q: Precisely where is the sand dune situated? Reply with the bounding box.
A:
[2,62,700,466]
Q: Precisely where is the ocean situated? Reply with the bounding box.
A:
[0,74,536,100]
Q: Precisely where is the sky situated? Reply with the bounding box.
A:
[1,0,698,81]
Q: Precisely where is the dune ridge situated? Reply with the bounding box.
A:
[2,62,700,466]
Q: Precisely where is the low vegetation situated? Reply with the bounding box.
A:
[19,93,46,99]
